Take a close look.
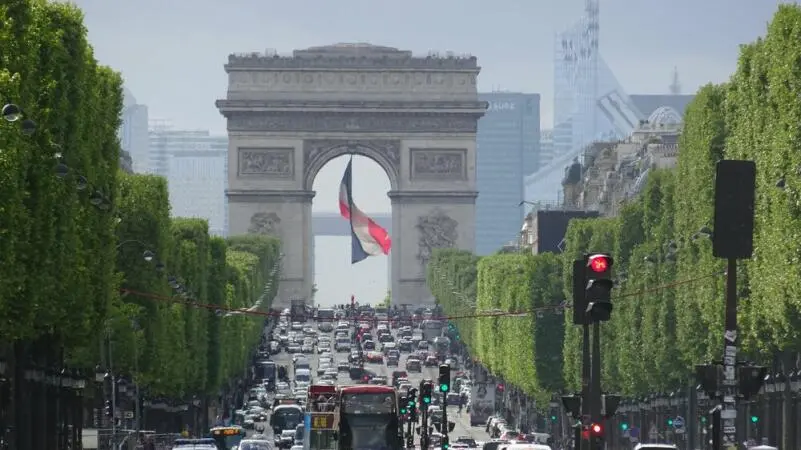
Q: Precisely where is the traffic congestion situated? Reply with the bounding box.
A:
[171,302,555,450]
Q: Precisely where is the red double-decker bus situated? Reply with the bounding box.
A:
[337,385,403,450]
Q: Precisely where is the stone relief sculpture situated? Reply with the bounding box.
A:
[248,212,282,236]
[238,148,293,176]
[411,150,465,179]
[416,208,458,266]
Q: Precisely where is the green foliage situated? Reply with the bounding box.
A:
[0,0,122,346]
[427,249,564,405]
[558,5,801,396]
[0,0,282,403]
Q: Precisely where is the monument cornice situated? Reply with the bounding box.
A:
[387,190,478,204]
[225,54,479,71]
[223,111,483,134]
[226,189,315,203]
[216,99,489,112]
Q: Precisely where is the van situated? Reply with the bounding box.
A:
[294,369,311,384]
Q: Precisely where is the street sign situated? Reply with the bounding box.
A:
[124,411,134,419]
[673,416,685,429]
[648,424,659,440]
[310,412,335,430]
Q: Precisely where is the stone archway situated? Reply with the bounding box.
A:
[302,140,401,191]
[218,43,486,308]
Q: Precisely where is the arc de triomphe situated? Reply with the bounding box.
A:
[216,43,486,308]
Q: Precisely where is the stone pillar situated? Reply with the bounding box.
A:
[227,190,315,309]
[388,191,477,307]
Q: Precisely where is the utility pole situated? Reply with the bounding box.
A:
[710,160,757,450]
[573,259,591,450]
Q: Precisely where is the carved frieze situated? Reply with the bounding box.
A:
[248,212,282,236]
[226,71,477,93]
[238,148,294,177]
[227,113,478,134]
[416,208,458,267]
[410,149,467,180]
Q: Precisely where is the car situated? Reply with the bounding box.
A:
[287,345,301,354]
[317,322,334,332]
[301,344,314,353]
[337,361,350,372]
[362,340,376,351]
[387,355,399,367]
[425,355,439,367]
[365,351,384,363]
[405,358,422,372]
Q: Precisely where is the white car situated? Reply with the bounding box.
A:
[335,339,351,352]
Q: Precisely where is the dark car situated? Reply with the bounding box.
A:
[455,436,478,448]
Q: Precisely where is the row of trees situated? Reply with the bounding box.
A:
[0,0,280,399]
[427,4,801,400]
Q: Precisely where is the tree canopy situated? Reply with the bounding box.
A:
[427,4,801,398]
[0,0,281,401]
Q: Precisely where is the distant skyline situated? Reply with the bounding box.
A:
[75,0,786,134]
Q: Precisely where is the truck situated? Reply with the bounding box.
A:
[290,298,307,322]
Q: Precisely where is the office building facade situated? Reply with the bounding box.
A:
[119,88,149,173]
[475,92,541,255]
[149,127,229,236]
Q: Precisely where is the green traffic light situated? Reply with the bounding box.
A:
[621,423,629,431]
[701,417,707,423]
[550,415,557,421]
[751,415,759,423]
[423,397,431,404]
[667,419,673,426]
[400,408,407,414]
[440,384,449,393]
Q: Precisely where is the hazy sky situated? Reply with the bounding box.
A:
[73,0,788,213]
[68,0,791,303]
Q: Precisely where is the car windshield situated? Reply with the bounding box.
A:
[342,393,395,414]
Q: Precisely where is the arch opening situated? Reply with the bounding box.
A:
[303,142,399,191]
[311,154,393,308]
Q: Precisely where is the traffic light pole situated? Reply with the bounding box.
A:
[719,258,739,449]
[580,322,591,450]
[590,321,602,450]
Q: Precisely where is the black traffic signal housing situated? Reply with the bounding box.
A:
[561,394,582,419]
[602,394,621,418]
[572,259,588,325]
[104,400,113,418]
[438,364,451,393]
[421,381,433,406]
[695,364,723,399]
[441,434,450,449]
[585,253,614,322]
[399,396,408,415]
[408,388,418,421]
[738,365,767,400]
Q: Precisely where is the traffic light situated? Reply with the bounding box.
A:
[589,422,604,439]
[104,400,113,418]
[585,253,614,322]
[667,418,674,427]
[496,383,505,393]
[695,364,724,399]
[438,364,451,393]
[550,414,557,422]
[739,365,767,400]
[602,394,621,418]
[561,394,582,419]
[399,396,408,415]
[750,415,759,424]
[620,421,629,431]
[421,382,433,405]
[441,435,450,449]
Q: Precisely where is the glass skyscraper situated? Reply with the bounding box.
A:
[476,92,541,255]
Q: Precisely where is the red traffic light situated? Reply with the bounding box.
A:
[590,423,604,436]
[588,255,610,273]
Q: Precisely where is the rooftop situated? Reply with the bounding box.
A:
[226,43,478,70]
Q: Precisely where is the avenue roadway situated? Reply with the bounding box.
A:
[266,321,491,448]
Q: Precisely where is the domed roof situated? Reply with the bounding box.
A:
[648,106,682,126]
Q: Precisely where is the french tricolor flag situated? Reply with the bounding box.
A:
[339,158,391,264]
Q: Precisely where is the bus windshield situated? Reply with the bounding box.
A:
[317,308,335,320]
[342,393,396,415]
[271,407,303,431]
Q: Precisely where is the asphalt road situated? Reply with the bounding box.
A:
[264,321,491,447]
